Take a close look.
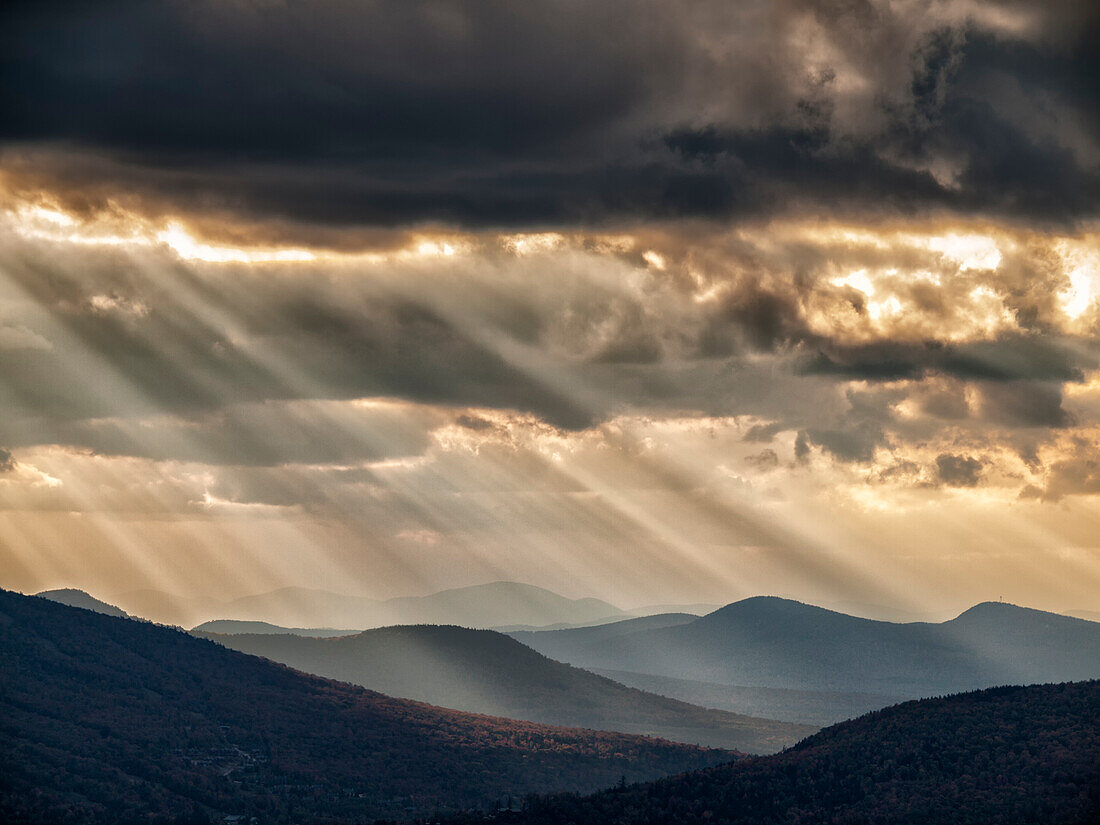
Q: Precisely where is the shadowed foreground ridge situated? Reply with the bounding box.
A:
[0,589,736,824]
[458,681,1100,825]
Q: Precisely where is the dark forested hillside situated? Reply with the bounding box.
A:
[199,624,814,753]
[0,589,736,824]
[455,681,1100,825]
[514,596,1100,697]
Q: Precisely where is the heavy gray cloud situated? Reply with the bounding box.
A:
[1034,452,1100,501]
[977,382,1075,428]
[1,1,1097,231]
[935,453,984,486]
[801,337,1093,384]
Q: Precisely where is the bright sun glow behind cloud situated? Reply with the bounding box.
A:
[7,199,483,266]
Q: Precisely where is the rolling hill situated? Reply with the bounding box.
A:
[512,596,1100,697]
[0,588,737,824]
[198,624,815,754]
[475,680,1100,825]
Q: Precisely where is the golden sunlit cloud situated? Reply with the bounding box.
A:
[1,183,1098,614]
[5,183,1098,349]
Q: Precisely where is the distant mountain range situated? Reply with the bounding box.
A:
[198,624,814,754]
[58,578,1100,633]
[194,610,704,636]
[482,680,1100,825]
[511,596,1100,698]
[191,619,361,637]
[37,585,1100,721]
[0,588,736,824]
[110,581,659,628]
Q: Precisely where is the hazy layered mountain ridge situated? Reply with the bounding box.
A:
[113,581,634,629]
[0,588,736,824]
[192,620,361,637]
[512,596,1100,698]
[199,624,815,754]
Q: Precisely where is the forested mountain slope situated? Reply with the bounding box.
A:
[455,681,1100,825]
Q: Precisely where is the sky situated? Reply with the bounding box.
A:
[0,0,1098,617]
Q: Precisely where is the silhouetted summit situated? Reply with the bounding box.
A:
[700,595,869,629]
[949,600,1086,628]
[34,588,129,618]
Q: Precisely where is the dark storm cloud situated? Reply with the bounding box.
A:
[2,0,1097,229]
[801,336,1095,384]
[805,424,884,463]
[0,448,14,472]
[660,126,954,218]
[977,382,1074,428]
[1034,452,1100,502]
[743,422,787,443]
[913,381,970,420]
[0,0,645,157]
[745,448,779,469]
[798,384,902,463]
[935,453,983,486]
[454,414,495,432]
[794,431,812,462]
[869,24,1100,221]
[698,282,808,356]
